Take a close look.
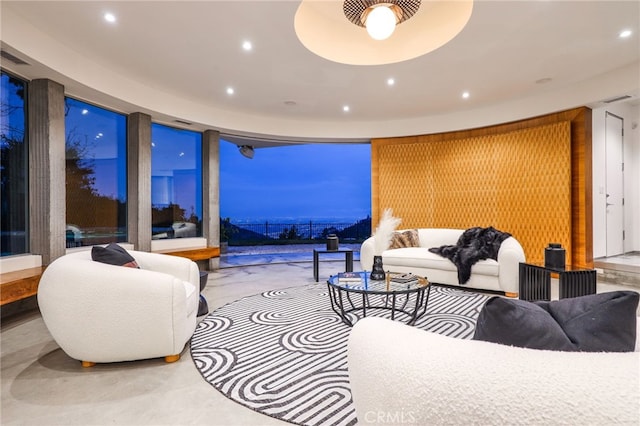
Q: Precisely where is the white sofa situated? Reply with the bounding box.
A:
[38,249,200,366]
[360,228,525,296]
[348,317,640,425]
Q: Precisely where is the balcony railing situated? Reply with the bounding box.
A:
[223,218,371,245]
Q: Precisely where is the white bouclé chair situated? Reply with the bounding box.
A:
[348,317,640,425]
[38,249,200,367]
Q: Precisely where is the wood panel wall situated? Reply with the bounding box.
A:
[371,107,593,267]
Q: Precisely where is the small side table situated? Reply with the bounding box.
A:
[198,271,209,316]
[313,248,354,282]
[519,262,597,302]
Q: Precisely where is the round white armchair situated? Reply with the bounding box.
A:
[38,249,200,367]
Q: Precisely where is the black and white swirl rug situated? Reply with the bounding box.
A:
[191,284,490,426]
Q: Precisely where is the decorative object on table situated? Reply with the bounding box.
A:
[370,208,401,280]
[337,271,362,283]
[370,255,386,280]
[326,234,339,251]
[389,272,419,284]
[191,284,488,426]
[544,242,566,269]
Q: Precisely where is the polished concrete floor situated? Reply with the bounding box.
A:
[2,260,639,425]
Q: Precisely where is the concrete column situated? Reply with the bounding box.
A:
[28,79,66,265]
[127,113,152,251]
[202,129,220,270]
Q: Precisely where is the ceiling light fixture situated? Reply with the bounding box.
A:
[104,12,116,23]
[239,145,254,159]
[343,0,421,41]
[619,29,632,38]
[242,41,253,51]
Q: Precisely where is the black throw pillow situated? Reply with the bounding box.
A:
[91,243,140,268]
[473,291,638,352]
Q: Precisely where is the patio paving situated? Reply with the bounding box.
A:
[220,243,361,267]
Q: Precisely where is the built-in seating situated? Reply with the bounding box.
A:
[0,267,45,306]
[0,246,219,308]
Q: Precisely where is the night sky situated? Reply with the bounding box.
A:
[219,140,371,223]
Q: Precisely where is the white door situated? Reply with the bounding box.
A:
[605,112,624,257]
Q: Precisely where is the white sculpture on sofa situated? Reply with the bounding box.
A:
[38,249,200,367]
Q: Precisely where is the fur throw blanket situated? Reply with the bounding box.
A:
[428,227,512,284]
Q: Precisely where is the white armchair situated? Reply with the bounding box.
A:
[38,249,200,367]
[348,317,640,425]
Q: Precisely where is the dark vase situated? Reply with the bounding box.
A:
[370,255,386,281]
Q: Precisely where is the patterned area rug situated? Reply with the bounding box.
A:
[191,284,490,426]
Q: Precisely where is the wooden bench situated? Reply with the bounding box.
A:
[152,246,220,262]
[0,266,45,306]
[0,247,219,307]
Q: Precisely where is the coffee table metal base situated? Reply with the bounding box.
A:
[327,279,431,327]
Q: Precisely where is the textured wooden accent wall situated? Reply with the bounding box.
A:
[372,108,593,267]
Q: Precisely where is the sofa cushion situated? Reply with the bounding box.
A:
[473,291,639,352]
[389,229,420,249]
[383,248,499,276]
[91,243,140,268]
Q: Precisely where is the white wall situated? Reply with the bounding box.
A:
[592,102,640,258]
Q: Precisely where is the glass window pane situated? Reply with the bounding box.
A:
[151,124,203,239]
[65,98,127,247]
[0,72,28,256]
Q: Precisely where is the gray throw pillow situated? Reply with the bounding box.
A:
[473,291,638,352]
[91,243,140,269]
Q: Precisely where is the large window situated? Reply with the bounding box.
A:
[65,98,127,247]
[0,72,28,256]
[151,124,203,239]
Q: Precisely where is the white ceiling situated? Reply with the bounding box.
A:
[1,0,639,145]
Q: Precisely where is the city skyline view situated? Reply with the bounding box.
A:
[219,140,372,224]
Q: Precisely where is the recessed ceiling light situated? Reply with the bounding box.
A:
[242,41,253,51]
[462,91,470,99]
[536,77,553,84]
[226,87,235,95]
[387,78,395,86]
[284,100,297,106]
[343,105,350,112]
[104,12,116,23]
[619,29,632,38]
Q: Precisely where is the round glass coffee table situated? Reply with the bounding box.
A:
[326,271,431,327]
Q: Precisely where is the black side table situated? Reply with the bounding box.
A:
[198,271,209,316]
[519,262,596,301]
[313,248,354,282]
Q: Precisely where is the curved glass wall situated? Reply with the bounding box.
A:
[65,98,127,247]
[0,72,28,256]
[151,123,203,239]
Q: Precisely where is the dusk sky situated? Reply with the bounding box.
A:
[219,140,371,223]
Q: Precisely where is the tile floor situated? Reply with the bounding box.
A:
[1,259,639,425]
